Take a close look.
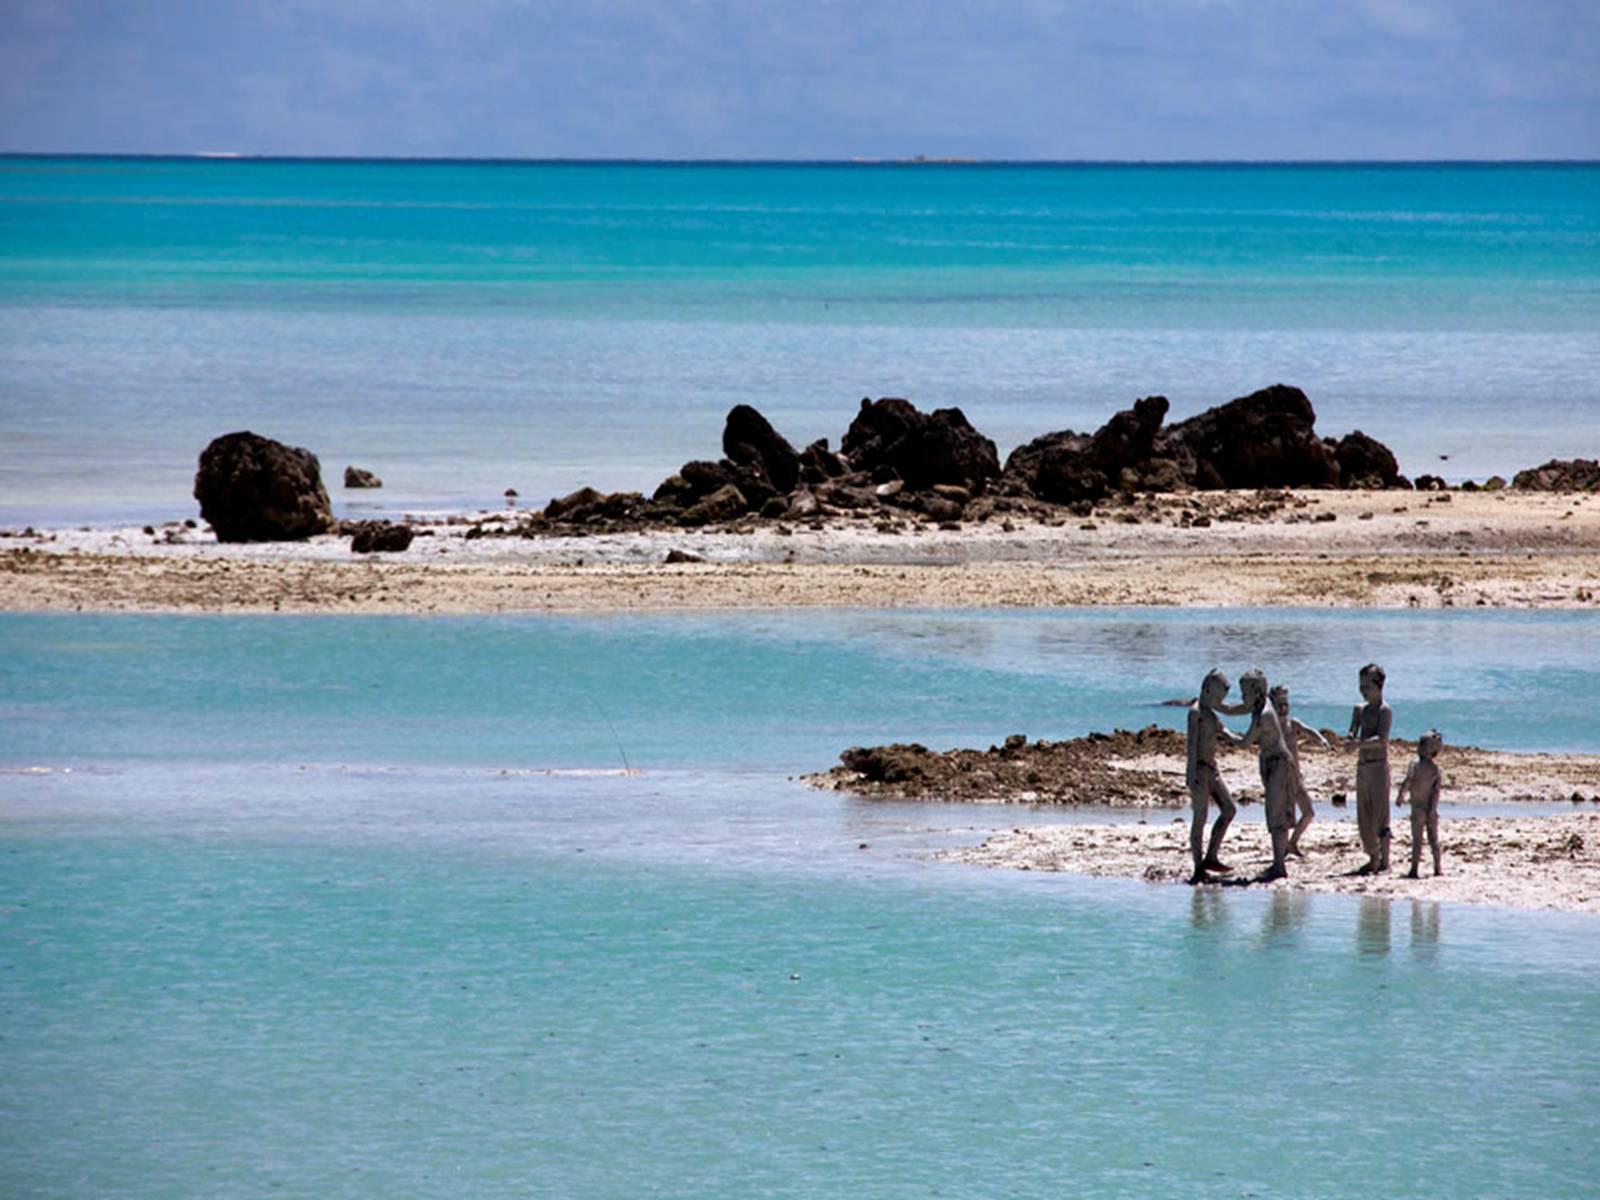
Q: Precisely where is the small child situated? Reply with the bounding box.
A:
[1270,684,1330,858]
[1396,729,1444,878]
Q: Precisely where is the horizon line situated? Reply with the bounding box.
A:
[1,151,1596,167]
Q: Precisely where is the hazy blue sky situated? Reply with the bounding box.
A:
[2,1,1596,159]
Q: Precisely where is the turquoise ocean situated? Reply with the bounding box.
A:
[1,159,1597,524]
[4,609,1600,1197]
[3,161,1600,1197]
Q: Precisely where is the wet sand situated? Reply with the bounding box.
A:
[3,489,1597,613]
[939,814,1600,914]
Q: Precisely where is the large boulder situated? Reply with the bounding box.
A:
[1512,458,1600,492]
[722,405,801,494]
[1158,385,1340,490]
[1330,430,1402,489]
[840,398,999,492]
[343,465,382,489]
[194,431,334,542]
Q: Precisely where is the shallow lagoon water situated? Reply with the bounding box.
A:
[2,608,1599,1197]
[4,607,1599,768]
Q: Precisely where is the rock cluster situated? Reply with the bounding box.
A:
[513,396,1002,534]
[344,466,383,488]
[815,726,1195,806]
[999,385,1403,504]
[1512,459,1600,492]
[457,388,1408,538]
[194,431,334,542]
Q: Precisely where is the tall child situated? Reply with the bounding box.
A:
[1347,663,1392,874]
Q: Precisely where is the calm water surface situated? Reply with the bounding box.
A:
[3,159,1597,524]
[2,609,1598,1197]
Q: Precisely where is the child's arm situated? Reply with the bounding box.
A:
[1185,707,1201,787]
[1291,716,1331,751]
[1395,764,1414,806]
[1237,713,1261,749]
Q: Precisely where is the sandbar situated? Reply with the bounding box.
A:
[3,488,1597,614]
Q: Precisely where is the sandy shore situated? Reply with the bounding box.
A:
[3,488,1597,613]
[939,814,1600,914]
[811,730,1600,913]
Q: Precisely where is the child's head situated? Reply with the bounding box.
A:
[1359,662,1386,700]
[1269,684,1290,714]
[1239,669,1268,711]
[1418,729,1443,760]
[1200,667,1231,706]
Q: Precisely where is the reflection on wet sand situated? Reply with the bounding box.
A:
[1263,888,1310,938]
[1357,896,1392,955]
[1410,899,1441,956]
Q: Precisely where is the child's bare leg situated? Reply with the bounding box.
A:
[1260,763,1291,881]
[1288,787,1313,856]
[1429,811,1442,875]
[1407,816,1423,879]
[1203,782,1236,872]
[1189,802,1208,882]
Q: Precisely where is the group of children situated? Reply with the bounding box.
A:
[1186,662,1444,886]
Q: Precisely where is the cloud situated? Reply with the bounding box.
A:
[0,0,1596,157]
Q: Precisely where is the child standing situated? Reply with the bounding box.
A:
[1270,684,1330,859]
[1396,729,1445,878]
[1347,663,1393,875]
[1238,670,1294,882]
[1187,668,1243,884]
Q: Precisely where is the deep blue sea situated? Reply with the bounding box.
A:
[2,158,1598,525]
[4,609,1600,1198]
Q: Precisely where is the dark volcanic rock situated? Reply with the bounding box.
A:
[799,438,849,484]
[348,521,414,553]
[343,465,382,489]
[545,487,606,520]
[722,405,801,494]
[671,459,774,512]
[1513,458,1600,492]
[678,484,747,526]
[819,726,1192,805]
[1003,396,1169,503]
[840,398,999,492]
[545,488,646,524]
[1331,430,1402,489]
[194,431,334,542]
[1159,385,1340,490]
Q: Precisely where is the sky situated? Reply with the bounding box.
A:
[1,0,1596,160]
